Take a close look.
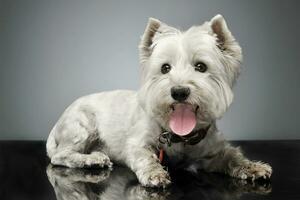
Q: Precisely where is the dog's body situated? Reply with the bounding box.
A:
[47,15,272,187]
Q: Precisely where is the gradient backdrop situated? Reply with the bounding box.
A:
[0,0,299,140]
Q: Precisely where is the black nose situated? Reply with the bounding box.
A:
[171,86,190,101]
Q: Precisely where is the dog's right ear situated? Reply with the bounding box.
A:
[139,18,161,62]
[139,18,178,64]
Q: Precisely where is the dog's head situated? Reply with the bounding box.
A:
[138,15,242,135]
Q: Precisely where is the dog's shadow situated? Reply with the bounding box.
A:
[46,164,271,200]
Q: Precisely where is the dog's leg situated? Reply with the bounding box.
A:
[202,143,272,180]
[48,114,113,169]
[51,150,112,168]
[125,146,171,188]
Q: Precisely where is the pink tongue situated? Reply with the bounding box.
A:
[169,104,196,136]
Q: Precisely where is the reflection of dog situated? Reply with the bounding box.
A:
[46,165,271,200]
[46,14,272,187]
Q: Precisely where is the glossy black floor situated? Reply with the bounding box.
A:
[0,140,299,200]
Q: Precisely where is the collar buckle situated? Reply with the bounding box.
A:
[158,132,172,146]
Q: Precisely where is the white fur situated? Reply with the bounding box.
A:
[47,15,272,187]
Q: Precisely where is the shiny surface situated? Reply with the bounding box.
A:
[0,140,299,199]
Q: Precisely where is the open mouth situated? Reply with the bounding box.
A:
[169,103,199,136]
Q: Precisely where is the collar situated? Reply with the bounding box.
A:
[158,125,210,147]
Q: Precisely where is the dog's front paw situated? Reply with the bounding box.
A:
[137,167,171,188]
[232,161,272,181]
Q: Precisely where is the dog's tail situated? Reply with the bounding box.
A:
[46,127,57,158]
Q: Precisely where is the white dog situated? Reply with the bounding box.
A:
[46,14,272,188]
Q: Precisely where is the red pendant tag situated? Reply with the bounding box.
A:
[159,149,164,164]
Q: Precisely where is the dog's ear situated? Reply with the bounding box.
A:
[210,14,233,51]
[139,18,179,64]
[139,18,161,62]
[210,14,242,86]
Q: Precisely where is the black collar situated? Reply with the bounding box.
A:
[158,125,210,146]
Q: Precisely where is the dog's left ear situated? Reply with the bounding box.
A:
[210,15,233,51]
[210,15,242,86]
[139,18,179,64]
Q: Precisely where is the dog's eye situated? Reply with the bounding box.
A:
[194,62,207,73]
[161,63,172,74]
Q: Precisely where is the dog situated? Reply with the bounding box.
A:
[46,14,272,188]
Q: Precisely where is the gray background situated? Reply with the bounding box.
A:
[0,0,299,140]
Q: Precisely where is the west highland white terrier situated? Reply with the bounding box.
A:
[46,14,272,187]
